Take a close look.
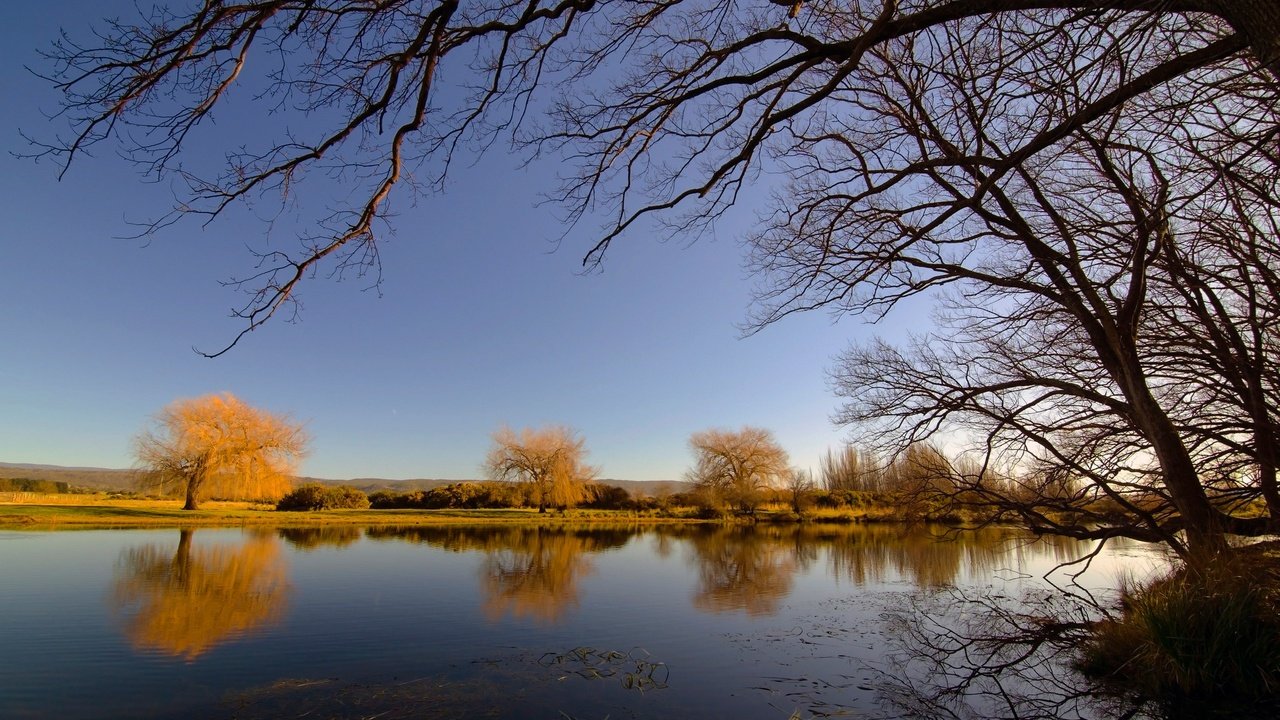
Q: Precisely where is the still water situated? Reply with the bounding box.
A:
[0,524,1163,719]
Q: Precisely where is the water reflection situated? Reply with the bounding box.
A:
[367,526,630,624]
[25,523,1156,719]
[814,524,1087,587]
[685,526,799,615]
[363,523,1090,623]
[111,529,289,660]
[659,524,1089,616]
[277,526,362,551]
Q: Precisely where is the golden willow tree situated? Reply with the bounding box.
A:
[35,1,1280,556]
[134,393,309,510]
[687,427,790,514]
[484,425,597,512]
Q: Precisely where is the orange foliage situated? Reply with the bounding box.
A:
[484,425,597,511]
[112,530,289,660]
[134,393,308,509]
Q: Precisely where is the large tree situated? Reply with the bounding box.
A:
[686,426,790,514]
[134,393,309,510]
[484,425,596,512]
[38,1,1280,553]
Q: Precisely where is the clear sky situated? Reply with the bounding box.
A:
[0,1,930,482]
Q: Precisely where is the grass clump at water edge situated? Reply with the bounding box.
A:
[1077,548,1280,703]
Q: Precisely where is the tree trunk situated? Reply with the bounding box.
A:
[1207,0,1280,78]
[184,475,201,511]
[173,529,193,583]
[1129,390,1229,558]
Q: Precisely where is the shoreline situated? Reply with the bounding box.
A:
[0,496,938,530]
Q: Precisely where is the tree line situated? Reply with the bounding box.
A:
[135,392,980,517]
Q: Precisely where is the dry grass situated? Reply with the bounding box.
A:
[1078,544,1280,702]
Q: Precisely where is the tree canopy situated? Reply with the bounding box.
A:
[134,393,309,509]
[686,426,790,514]
[484,425,597,511]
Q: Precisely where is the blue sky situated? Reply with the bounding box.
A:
[0,2,929,481]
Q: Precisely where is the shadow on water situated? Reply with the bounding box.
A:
[111,528,289,660]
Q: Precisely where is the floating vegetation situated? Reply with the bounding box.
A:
[217,647,669,719]
[539,647,670,693]
[221,674,512,719]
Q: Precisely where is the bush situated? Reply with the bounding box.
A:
[814,489,876,509]
[582,483,632,510]
[365,482,527,510]
[0,478,70,493]
[276,483,370,511]
[367,490,400,509]
[1078,553,1280,700]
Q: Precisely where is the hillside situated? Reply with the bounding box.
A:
[0,462,142,491]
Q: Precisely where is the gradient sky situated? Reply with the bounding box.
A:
[0,1,932,481]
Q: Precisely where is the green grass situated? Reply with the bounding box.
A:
[0,498,712,529]
[0,493,957,529]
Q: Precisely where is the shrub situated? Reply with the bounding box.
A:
[582,483,632,510]
[367,490,399,509]
[365,482,528,510]
[0,478,70,493]
[1078,554,1280,700]
[276,483,370,511]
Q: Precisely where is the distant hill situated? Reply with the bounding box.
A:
[0,462,142,491]
[300,476,688,498]
[1,462,687,497]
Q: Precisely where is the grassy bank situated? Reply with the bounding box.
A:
[0,497,716,529]
[0,493,951,529]
[1078,542,1280,711]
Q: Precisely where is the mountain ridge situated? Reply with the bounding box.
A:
[0,462,687,496]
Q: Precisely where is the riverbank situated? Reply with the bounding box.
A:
[0,494,934,529]
[0,498,717,529]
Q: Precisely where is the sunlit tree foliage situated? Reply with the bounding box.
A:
[484,425,597,512]
[134,393,308,510]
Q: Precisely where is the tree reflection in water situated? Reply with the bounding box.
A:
[877,585,1280,720]
[277,526,362,551]
[111,529,289,660]
[679,524,1088,617]
[818,524,1086,587]
[686,526,800,616]
[366,525,630,625]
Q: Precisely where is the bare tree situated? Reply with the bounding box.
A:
[820,445,884,493]
[785,467,816,515]
[686,427,790,514]
[30,2,1275,352]
[35,2,1280,553]
[484,425,596,512]
[134,393,309,510]
[819,90,1280,556]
